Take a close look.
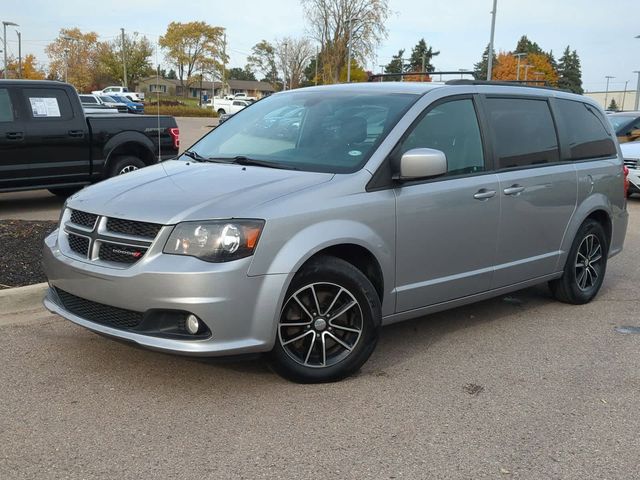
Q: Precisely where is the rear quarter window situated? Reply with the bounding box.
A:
[555,99,617,160]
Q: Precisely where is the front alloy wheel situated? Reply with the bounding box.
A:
[270,256,381,383]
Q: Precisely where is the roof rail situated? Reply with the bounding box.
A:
[445,79,564,92]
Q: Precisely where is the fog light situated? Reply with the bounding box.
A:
[185,314,200,334]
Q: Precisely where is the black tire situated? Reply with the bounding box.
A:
[217,109,226,115]
[48,187,82,198]
[107,155,146,178]
[270,255,381,383]
[549,219,608,304]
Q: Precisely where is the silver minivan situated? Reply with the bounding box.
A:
[43,81,629,382]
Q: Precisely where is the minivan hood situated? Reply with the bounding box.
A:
[67,160,333,224]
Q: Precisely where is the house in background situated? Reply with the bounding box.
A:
[136,77,276,99]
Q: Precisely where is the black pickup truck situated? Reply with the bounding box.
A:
[0,80,179,196]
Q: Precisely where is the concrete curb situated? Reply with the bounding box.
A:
[0,282,48,315]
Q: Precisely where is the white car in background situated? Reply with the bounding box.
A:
[92,86,145,102]
[620,141,640,197]
[203,97,250,115]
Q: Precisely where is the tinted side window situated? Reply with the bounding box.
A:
[555,99,616,160]
[22,88,74,120]
[485,97,559,169]
[0,89,13,122]
[399,99,485,176]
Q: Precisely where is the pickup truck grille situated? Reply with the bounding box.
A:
[55,288,143,329]
[63,209,163,266]
[624,159,639,169]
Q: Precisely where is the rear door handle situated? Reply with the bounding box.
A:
[473,189,497,200]
[503,185,525,195]
[6,131,24,140]
[68,130,85,138]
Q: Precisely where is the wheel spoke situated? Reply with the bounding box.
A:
[589,265,598,280]
[323,287,345,317]
[293,294,314,320]
[304,333,317,365]
[590,243,602,260]
[326,332,354,352]
[282,329,313,346]
[577,269,587,289]
[320,332,327,366]
[590,254,602,264]
[577,252,587,262]
[310,284,321,315]
[280,321,312,327]
[328,321,361,334]
[585,268,593,288]
[328,300,357,321]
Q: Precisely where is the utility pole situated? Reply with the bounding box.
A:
[604,75,614,110]
[514,52,526,81]
[634,71,640,111]
[16,30,21,78]
[315,47,318,86]
[486,0,498,81]
[121,28,128,88]
[347,17,357,83]
[622,80,629,111]
[64,48,70,83]
[222,33,227,97]
[283,41,288,90]
[2,21,18,79]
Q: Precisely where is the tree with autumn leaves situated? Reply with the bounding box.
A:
[493,52,558,86]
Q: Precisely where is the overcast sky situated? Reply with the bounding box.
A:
[1,0,637,92]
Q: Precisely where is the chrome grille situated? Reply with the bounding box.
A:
[55,288,143,329]
[624,159,639,169]
[106,217,162,239]
[70,210,97,229]
[63,209,162,266]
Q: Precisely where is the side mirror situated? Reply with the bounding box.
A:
[396,148,447,181]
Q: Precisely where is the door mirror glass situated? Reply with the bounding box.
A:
[398,148,447,180]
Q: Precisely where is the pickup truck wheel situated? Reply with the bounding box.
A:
[217,109,226,115]
[270,256,381,383]
[549,219,608,305]
[108,156,146,178]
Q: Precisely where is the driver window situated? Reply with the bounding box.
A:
[399,99,485,176]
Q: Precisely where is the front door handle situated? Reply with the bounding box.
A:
[473,189,497,200]
[6,131,24,140]
[503,185,525,195]
[68,130,85,138]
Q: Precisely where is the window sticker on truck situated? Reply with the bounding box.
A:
[29,97,61,118]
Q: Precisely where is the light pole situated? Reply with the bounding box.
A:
[347,17,358,83]
[3,21,19,79]
[514,52,526,81]
[62,36,75,84]
[522,64,532,83]
[121,28,128,88]
[604,75,614,110]
[16,30,21,78]
[283,41,288,91]
[486,0,498,81]
[634,71,640,111]
[622,80,629,111]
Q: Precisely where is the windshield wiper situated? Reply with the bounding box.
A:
[182,150,210,162]
[208,155,298,170]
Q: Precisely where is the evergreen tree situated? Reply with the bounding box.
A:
[474,44,497,80]
[408,39,439,73]
[557,46,583,94]
[515,35,544,55]
[608,98,619,112]
[384,49,406,81]
[166,68,177,79]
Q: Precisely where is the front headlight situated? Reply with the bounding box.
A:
[163,219,265,262]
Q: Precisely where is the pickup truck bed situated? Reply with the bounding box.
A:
[0,80,179,194]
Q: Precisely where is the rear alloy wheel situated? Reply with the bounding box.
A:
[270,256,381,383]
[107,155,146,178]
[549,219,608,304]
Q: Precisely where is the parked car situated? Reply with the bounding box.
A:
[234,93,257,102]
[78,94,119,113]
[619,141,640,197]
[110,94,144,114]
[607,111,640,143]
[0,80,179,195]
[42,81,628,383]
[92,86,144,102]
[204,97,249,115]
[98,95,129,113]
[217,112,234,124]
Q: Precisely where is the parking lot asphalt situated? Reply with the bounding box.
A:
[0,117,216,221]
[1,201,639,478]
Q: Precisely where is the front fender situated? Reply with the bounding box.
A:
[249,219,396,316]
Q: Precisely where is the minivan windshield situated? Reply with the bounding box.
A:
[185,90,418,173]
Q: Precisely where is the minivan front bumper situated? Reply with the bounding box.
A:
[42,230,291,356]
